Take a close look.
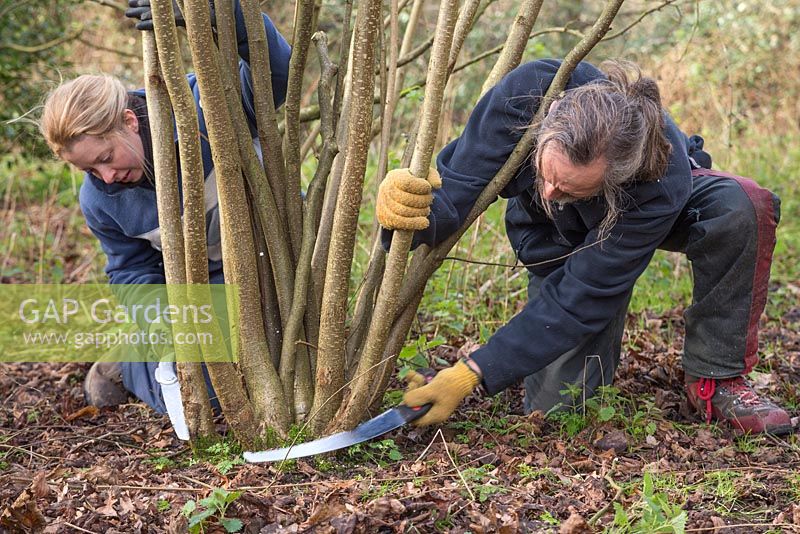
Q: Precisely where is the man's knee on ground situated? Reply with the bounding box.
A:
[704,183,764,241]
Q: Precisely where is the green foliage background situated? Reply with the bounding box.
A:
[0,0,82,157]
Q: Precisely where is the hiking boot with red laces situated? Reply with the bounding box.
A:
[685,375,793,435]
[84,362,129,408]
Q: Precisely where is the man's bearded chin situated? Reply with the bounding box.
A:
[553,195,580,206]
[533,179,580,208]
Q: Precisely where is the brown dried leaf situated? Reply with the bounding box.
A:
[367,497,405,516]
[150,437,172,449]
[594,429,628,453]
[570,459,595,472]
[96,492,118,517]
[31,471,50,498]
[64,405,99,421]
[119,495,136,515]
[559,512,591,534]
[467,508,492,533]
[303,498,346,528]
[711,516,726,532]
[329,514,357,534]
[166,512,188,534]
[694,429,718,449]
[84,463,119,485]
[0,489,46,531]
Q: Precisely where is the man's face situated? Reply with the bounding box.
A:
[537,144,606,205]
[62,109,145,186]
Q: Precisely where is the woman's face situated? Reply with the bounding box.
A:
[62,109,145,186]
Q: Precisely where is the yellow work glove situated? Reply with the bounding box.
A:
[403,367,436,391]
[403,359,481,426]
[376,168,441,231]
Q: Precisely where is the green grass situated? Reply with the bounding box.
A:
[0,154,82,208]
[610,472,687,533]
[0,154,105,284]
[459,463,510,503]
[701,470,745,514]
[543,385,662,445]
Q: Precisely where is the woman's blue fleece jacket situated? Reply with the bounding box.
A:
[408,59,695,395]
[79,6,290,288]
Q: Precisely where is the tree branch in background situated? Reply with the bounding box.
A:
[309,0,354,324]
[0,27,82,53]
[183,0,290,436]
[85,0,126,11]
[447,0,481,75]
[215,0,282,373]
[603,0,682,41]
[481,0,544,96]
[353,0,480,368]
[0,0,34,20]
[344,0,404,374]
[277,32,339,423]
[452,26,583,76]
[240,0,290,228]
[396,34,434,69]
[283,0,316,265]
[76,37,140,58]
[238,0,297,331]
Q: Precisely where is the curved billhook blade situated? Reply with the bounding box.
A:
[243,404,431,463]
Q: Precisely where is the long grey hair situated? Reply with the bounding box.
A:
[533,60,673,238]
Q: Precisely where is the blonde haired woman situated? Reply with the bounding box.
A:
[40,1,290,415]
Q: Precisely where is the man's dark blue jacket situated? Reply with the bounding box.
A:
[412,59,694,395]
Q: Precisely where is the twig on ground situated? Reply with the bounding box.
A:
[0,443,51,461]
[415,428,476,501]
[96,484,205,493]
[176,473,215,489]
[67,432,122,454]
[63,522,100,534]
[588,459,624,526]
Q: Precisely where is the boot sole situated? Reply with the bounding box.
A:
[727,412,794,436]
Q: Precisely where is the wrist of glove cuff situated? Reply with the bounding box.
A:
[446,359,481,395]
